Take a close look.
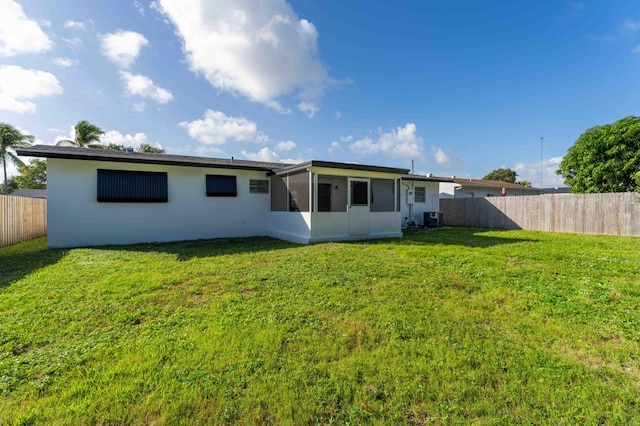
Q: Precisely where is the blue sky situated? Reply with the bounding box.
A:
[1,0,639,187]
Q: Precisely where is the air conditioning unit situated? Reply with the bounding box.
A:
[406,190,414,204]
[424,211,443,228]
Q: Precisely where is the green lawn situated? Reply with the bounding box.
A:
[1,228,639,424]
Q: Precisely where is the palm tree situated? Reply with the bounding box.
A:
[137,143,165,153]
[56,120,104,148]
[0,123,35,195]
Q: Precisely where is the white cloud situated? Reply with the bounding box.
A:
[179,109,258,145]
[132,101,147,112]
[431,146,451,166]
[298,101,318,118]
[53,57,77,67]
[0,65,63,114]
[335,110,342,119]
[622,19,640,35]
[119,71,174,104]
[100,30,149,68]
[54,125,75,144]
[156,0,327,110]
[340,135,353,142]
[328,140,341,155]
[276,140,296,151]
[64,20,87,31]
[512,156,564,188]
[101,130,163,151]
[0,0,54,56]
[280,157,305,164]
[133,0,145,15]
[241,147,280,163]
[256,131,270,143]
[349,123,424,159]
[62,37,82,48]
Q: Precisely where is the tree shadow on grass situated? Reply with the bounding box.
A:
[0,237,68,289]
[368,227,539,248]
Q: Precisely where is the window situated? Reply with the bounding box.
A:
[414,187,426,203]
[371,179,395,212]
[97,169,167,203]
[250,179,269,193]
[350,181,368,206]
[206,175,237,197]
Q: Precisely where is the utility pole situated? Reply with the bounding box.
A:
[540,136,544,188]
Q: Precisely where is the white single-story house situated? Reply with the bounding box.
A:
[440,178,540,199]
[18,145,412,247]
[400,174,453,227]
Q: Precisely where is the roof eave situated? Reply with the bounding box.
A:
[16,147,281,172]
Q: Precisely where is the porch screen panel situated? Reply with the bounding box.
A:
[370,178,395,212]
[317,175,347,212]
[271,176,288,211]
[97,169,168,202]
[288,171,309,212]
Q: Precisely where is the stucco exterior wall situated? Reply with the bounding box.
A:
[400,181,440,225]
[47,158,271,247]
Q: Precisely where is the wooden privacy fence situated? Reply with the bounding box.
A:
[0,195,47,248]
[441,192,640,237]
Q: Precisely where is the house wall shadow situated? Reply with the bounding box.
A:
[93,236,301,262]
[344,227,537,249]
[0,238,68,289]
[441,197,524,231]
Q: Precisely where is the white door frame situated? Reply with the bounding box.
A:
[348,177,370,236]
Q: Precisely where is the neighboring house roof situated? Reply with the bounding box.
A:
[451,178,540,191]
[11,189,46,198]
[402,174,454,183]
[17,145,288,172]
[17,145,410,176]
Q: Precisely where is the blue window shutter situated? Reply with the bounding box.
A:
[97,169,168,202]
[206,175,237,197]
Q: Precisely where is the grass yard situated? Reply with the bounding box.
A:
[1,228,640,424]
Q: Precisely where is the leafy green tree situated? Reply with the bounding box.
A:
[56,120,105,148]
[137,143,165,153]
[13,159,47,189]
[482,168,517,183]
[104,143,126,151]
[517,180,532,187]
[0,178,18,194]
[0,123,35,195]
[103,142,164,153]
[557,116,640,193]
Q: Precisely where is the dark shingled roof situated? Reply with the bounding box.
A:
[451,177,539,191]
[17,145,410,176]
[270,160,409,176]
[17,145,290,172]
[402,174,454,183]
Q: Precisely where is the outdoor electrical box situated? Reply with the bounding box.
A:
[406,189,414,205]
